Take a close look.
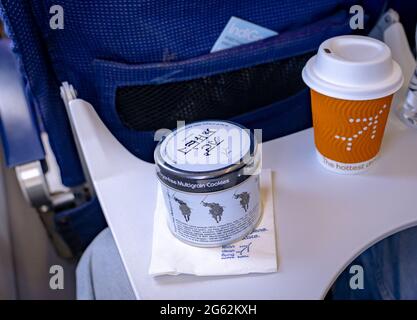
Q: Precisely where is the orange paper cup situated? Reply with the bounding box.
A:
[311,90,393,173]
[302,36,403,174]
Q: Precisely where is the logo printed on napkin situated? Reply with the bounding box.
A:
[221,228,267,260]
[211,16,278,53]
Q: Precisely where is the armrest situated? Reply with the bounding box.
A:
[0,39,44,167]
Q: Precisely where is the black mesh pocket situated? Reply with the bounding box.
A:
[116,52,314,131]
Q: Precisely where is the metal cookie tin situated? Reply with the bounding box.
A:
[154,120,261,247]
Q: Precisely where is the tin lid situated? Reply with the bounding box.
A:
[155,121,257,189]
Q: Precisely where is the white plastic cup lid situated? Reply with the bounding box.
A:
[302,35,403,100]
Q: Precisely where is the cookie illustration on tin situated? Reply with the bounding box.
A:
[202,201,224,223]
[174,197,191,222]
[234,191,250,212]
